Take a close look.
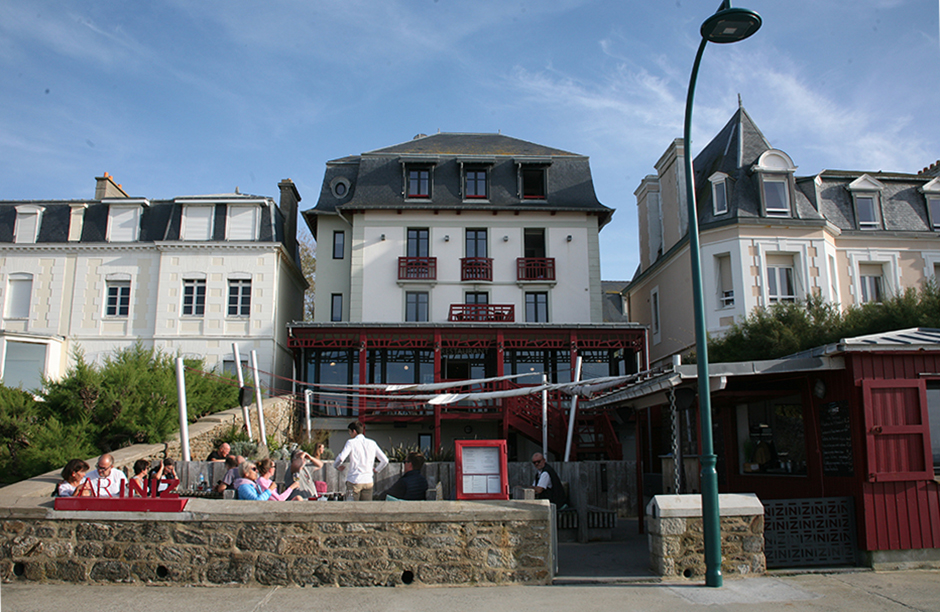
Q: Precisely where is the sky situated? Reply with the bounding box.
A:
[1,1,937,281]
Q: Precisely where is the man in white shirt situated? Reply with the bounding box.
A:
[84,453,128,497]
[333,421,389,501]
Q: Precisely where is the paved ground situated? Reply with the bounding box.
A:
[4,571,940,612]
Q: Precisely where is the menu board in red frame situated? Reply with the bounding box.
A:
[455,440,509,500]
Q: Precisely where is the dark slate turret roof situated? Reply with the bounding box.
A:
[305,133,612,234]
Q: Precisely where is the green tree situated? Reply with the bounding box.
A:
[299,230,316,321]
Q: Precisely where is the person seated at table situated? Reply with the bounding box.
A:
[129,459,150,496]
[257,458,298,501]
[84,453,128,497]
[148,457,178,496]
[54,459,91,497]
[378,452,428,501]
[233,461,278,500]
[284,448,325,500]
[206,442,230,462]
[213,454,243,493]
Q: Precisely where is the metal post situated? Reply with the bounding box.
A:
[175,357,191,462]
[541,374,548,457]
[233,343,252,439]
[304,389,313,441]
[250,350,267,444]
[564,356,583,461]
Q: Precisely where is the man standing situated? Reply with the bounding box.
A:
[333,421,388,501]
[84,453,129,497]
[531,452,567,508]
[378,451,428,501]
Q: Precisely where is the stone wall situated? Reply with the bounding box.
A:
[0,500,553,587]
[646,494,765,579]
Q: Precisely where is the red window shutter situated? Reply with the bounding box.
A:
[862,379,933,482]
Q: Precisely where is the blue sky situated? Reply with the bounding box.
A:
[1,1,937,280]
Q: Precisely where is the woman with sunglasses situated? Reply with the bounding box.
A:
[233,461,280,500]
[256,458,298,501]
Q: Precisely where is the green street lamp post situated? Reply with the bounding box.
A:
[683,0,761,588]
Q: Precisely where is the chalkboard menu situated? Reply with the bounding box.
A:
[819,400,853,477]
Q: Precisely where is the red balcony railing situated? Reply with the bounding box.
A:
[461,257,493,281]
[448,304,515,322]
[516,257,556,281]
[398,257,437,280]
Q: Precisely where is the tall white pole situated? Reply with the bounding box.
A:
[564,356,584,462]
[175,357,191,462]
[250,350,267,444]
[304,389,313,440]
[541,374,548,457]
[232,343,252,439]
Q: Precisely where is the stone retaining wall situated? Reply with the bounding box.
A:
[0,500,553,587]
[646,494,765,579]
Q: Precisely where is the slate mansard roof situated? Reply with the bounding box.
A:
[305,132,613,233]
[689,106,938,234]
[0,192,285,245]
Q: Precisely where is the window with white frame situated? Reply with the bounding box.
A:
[650,287,661,345]
[854,195,879,229]
[927,196,940,231]
[762,177,791,217]
[182,279,206,316]
[847,174,885,230]
[227,205,259,240]
[228,278,251,317]
[105,280,131,318]
[753,150,796,218]
[858,263,884,303]
[4,274,32,319]
[107,205,140,242]
[766,254,796,303]
[13,206,43,244]
[715,254,734,308]
[181,205,214,241]
[709,174,729,215]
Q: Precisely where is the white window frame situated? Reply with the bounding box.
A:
[920,178,940,230]
[181,204,215,241]
[4,273,33,319]
[709,173,729,215]
[650,286,661,345]
[105,279,131,318]
[847,250,900,306]
[858,266,884,304]
[715,253,734,308]
[847,175,886,231]
[106,203,143,242]
[752,150,796,219]
[756,241,811,307]
[227,277,251,317]
[13,205,44,244]
[766,265,796,304]
[182,278,207,317]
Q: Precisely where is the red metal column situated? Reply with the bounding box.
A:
[434,329,442,383]
[358,332,368,420]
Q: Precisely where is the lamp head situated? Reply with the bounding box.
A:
[701,7,762,44]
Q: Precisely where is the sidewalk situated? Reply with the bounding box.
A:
[3,571,939,612]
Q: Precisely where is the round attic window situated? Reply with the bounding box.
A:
[331,177,350,199]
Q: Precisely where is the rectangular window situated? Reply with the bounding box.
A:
[228,279,251,317]
[465,292,488,305]
[928,196,940,230]
[407,167,431,198]
[333,231,345,259]
[182,279,206,316]
[105,281,131,317]
[4,275,32,319]
[182,205,214,241]
[331,294,343,322]
[525,292,548,322]
[523,228,546,258]
[522,167,546,199]
[405,292,428,322]
[767,266,795,303]
[763,178,790,216]
[716,254,734,308]
[407,228,429,257]
[737,394,806,475]
[2,340,46,391]
[13,209,41,244]
[466,229,487,258]
[465,169,487,198]
[712,180,728,215]
[856,196,878,229]
[228,205,258,240]
[108,206,139,242]
[927,382,940,473]
[859,264,883,303]
[650,287,661,345]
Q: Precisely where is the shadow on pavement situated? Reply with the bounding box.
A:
[556,518,658,583]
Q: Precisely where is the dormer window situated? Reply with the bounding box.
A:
[105,201,146,242]
[181,204,214,240]
[13,205,44,244]
[406,166,432,199]
[709,173,729,215]
[522,167,547,199]
[848,174,885,230]
[227,205,259,240]
[752,150,797,218]
[920,177,940,230]
[465,169,487,199]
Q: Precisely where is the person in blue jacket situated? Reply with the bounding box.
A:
[233,461,277,500]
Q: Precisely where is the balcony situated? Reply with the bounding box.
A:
[461,257,493,282]
[398,257,437,280]
[448,304,515,322]
[517,257,556,281]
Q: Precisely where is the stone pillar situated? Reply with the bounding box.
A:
[646,493,765,579]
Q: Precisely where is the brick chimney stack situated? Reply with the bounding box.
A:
[94,172,129,199]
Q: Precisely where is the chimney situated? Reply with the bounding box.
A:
[95,172,130,199]
[278,179,301,264]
